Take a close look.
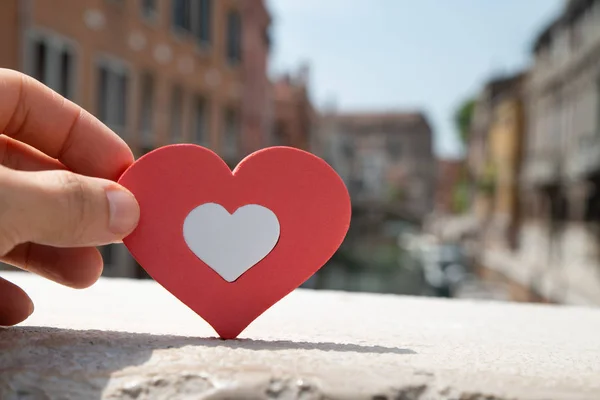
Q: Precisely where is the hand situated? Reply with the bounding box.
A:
[0,69,140,326]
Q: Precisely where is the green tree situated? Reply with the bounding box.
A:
[452,177,469,214]
[454,98,476,145]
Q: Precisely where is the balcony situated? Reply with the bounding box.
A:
[522,151,561,185]
[565,134,600,179]
[531,29,600,91]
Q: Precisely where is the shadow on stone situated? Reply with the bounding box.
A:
[0,326,415,399]
[225,338,416,354]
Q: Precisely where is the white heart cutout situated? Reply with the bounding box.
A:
[183,203,280,282]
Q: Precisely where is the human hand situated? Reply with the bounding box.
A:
[0,69,140,326]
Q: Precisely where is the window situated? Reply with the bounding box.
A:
[59,49,73,97]
[198,0,212,43]
[97,59,129,136]
[172,0,212,44]
[388,139,402,159]
[193,95,208,146]
[223,107,240,159]
[596,77,600,136]
[32,39,47,83]
[571,19,583,50]
[26,31,76,100]
[273,122,289,146]
[172,0,191,32]
[141,0,158,21]
[226,10,242,65]
[341,141,354,158]
[170,85,184,143]
[361,154,384,196]
[139,72,154,147]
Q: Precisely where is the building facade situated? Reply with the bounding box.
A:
[271,65,314,151]
[467,75,526,225]
[0,0,271,278]
[487,76,526,250]
[240,0,272,158]
[309,111,434,294]
[316,112,435,221]
[518,0,600,304]
[471,0,600,305]
[469,73,527,250]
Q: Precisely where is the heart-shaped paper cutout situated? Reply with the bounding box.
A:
[183,203,280,282]
[118,145,351,338]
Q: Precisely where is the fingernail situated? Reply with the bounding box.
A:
[106,188,140,235]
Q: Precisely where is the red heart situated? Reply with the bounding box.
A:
[118,145,351,339]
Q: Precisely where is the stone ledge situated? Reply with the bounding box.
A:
[1,271,599,399]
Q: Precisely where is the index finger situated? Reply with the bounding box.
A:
[0,68,134,180]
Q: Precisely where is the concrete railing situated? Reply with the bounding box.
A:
[1,271,599,399]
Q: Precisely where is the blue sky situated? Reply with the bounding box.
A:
[267,0,564,159]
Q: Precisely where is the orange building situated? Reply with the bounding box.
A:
[0,0,272,277]
[0,0,271,160]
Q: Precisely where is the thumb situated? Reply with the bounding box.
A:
[0,166,139,252]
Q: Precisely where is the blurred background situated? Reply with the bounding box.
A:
[1,0,599,306]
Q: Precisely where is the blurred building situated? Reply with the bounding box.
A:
[0,0,271,278]
[240,0,272,158]
[519,0,600,304]
[270,65,315,151]
[487,74,526,250]
[467,74,526,226]
[310,111,434,294]
[472,0,600,305]
[471,73,526,250]
[317,112,435,220]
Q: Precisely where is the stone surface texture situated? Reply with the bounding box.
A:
[0,271,599,400]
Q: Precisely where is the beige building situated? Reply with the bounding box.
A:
[487,77,526,250]
[467,73,526,248]
[0,0,272,278]
[467,75,525,224]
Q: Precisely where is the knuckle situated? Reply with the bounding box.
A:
[0,168,23,255]
[55,171,90,239]
[0,138,22,170]
[0,224,20,257]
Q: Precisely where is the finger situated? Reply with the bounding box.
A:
[0,69,133,180]
[2,243,102,289]
[0,276,33,326]
[0,166,139,252]
[0,134,66,171]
